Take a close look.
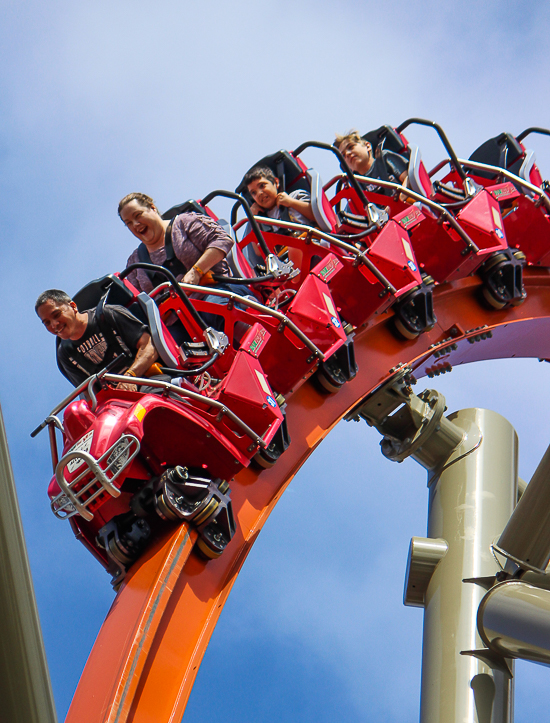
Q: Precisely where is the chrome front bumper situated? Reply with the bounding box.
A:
[51,435,140,521]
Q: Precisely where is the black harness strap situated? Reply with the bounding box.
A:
[358,151,401,197]
[257,204,293,237]
[276,157,286,193]
[137,218,186,287]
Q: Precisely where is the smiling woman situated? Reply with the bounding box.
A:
[119,194,167,251]
[118,192,235,293]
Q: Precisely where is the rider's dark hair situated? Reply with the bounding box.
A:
[243,166,278,187]
[118,192,157,218]
[35,289,73,313]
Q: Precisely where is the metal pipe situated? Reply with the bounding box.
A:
[351,173,480,253]
[249,216,397,293]
[101,374,270,448]
[200,189,272,258]
[494,440,550,573]
[292,139,371,209]
[395,117,468,183]
[0,404,58,723]
[170,281,325,359]
[418,408,517,723]
[31,377,91,437]
[516,126,550,143]
[120,263,208,331]
[478,580,550,665]
[456,158,550,212]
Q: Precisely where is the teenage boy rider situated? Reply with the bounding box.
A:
[243,166,316,233]
[334,129,409,196]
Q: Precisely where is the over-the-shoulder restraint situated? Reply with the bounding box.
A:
[137,218,187,288]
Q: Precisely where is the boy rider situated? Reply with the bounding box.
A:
[334,129,409,196]
[243,166,316,233]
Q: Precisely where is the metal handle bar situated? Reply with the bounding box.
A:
[323,177,381,237]
[516,127,550,143]
[395,117,468,184]
[31,355,137,438]
[45,416,64,434]
[221,215,378,272]
[250,216,397,294]
[148,280,325,359]
[176,280,325,358]
[200,189,271,258]
[102,374,268,448]
[456,158,550,212]
[31,377,96,437]
[428,159,452,178]
[292,139,371,210]
[56,449,122,508]
[120,263,208,331]
[323,173,348,193]
[211,274,275,285]
[350,174,480,253]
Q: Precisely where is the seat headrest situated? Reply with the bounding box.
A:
[469,133,524,174]
[162,199,207,221]
[236,150,309,203]
[73,275,135,312]
[362,125,407,155]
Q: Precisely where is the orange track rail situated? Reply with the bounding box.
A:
[65,269,550,723]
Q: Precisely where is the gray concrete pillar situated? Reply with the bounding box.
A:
[0,404,58,723]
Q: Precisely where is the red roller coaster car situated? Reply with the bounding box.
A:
[33,237,355,583]
[33,271,288,585]
[324,119,525,311]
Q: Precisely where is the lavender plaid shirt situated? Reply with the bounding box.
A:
[125,212,234,293]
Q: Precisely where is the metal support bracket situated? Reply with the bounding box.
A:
[404,536,448,607]
[345,367,464,469]
[461,650,513,678]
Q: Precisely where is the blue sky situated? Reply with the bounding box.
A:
[2,1,550,720]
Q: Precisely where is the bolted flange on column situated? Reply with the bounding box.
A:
[346,367,464,470]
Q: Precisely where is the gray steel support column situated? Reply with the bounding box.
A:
[0,404,58,723]
[419,408,517,723]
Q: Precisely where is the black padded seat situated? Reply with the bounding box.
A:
[469,133,524,180]
[362,125,408,156]
[236,149,334,232]
[162,199,208,221]
[236,150,309,204]
[73,275,148,327]
[73,275,139,315]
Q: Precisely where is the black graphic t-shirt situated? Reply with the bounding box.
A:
[57,305,148,387]
[359,150,409,196]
